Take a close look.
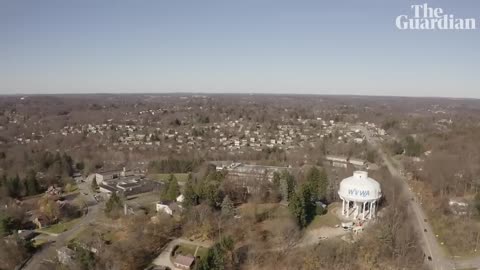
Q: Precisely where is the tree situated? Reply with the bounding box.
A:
[219,236,235,264]
[183,175,199,208]
[73,244,96,270]
[164,174,179,201]
[203,181,223,209]
[221,195,234,218]
[366,149,376,163]
[404,136,423,157]
[272,171,281,186]
[6,175,21,198]
[318,168,328,201]
[390,140,404,155]
[289,185,316,228]
[197,242,227,270]
[24,170,40,196]
[288,192,305,228]
[306,167,320,200]
[0,213,14,236]
[305,167,328,201]
[475,192,480,214]
[91,176,98,192]
[280,170,295,202]
[0,236,30,270]
[76,161,85,171]
[105,193,123,217]
[38,197,60,222]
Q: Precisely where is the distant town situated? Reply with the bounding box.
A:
[1,94,479,270]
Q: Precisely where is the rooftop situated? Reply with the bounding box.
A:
[174,254,195,267]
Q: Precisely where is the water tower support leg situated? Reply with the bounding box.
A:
[362,202,366,220]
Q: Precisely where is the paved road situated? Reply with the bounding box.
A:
[23,181,102,270]
[360,126,480,270]
[152,238,212,269]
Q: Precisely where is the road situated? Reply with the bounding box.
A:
[22,180,102,270]
[151,238,212,269]
[360,126,480,270]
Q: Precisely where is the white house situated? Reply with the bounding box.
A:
[176,194,185,203]
[156,202,173,215]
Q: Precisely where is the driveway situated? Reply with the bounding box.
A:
[152,238,212,269]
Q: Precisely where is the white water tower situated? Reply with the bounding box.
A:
[338,171,382,220]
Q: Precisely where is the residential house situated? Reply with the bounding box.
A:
[173,254,195,270]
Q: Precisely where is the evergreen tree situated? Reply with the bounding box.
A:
[24,170,40,196]
[203,181,223,209]
[280,170,295,202]
[0,213,14,236]
[221,195,234,218]
[288,184,316,228]
[288,192,305,227]
[165,174,179,201]
[0,174,5,187]
[272,171,280,186]
[6,174,21,198]
[183,175,198,207]
[219,236,235,264]
[197,243,226,270]
[318,168,328,201]
[404,136,423,157]
[306,167,320,200]
[105,192,123,215]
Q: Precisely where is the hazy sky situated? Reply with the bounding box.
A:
[1,0,479,97]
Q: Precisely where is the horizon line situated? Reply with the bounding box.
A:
[0,91,478,101]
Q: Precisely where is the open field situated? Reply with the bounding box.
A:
[37,218,81,234]
[238,203,290,219]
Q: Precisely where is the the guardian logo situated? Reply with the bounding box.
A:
[348,189,370,197]
[396,3,476,30]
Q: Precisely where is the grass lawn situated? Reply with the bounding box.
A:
[238,203,289,218]
[307,204,341,230]
[38,218,80,234]
[149,173,189,184]
[32,238,49,248]
[173,243,209,259]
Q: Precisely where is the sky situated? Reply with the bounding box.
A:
[1,0,479,98]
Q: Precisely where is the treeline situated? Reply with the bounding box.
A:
[147,158,203,174]
[36,151,75,178]
[0,170,41,198]
[182,166,227,210]
[0,151,76,199]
